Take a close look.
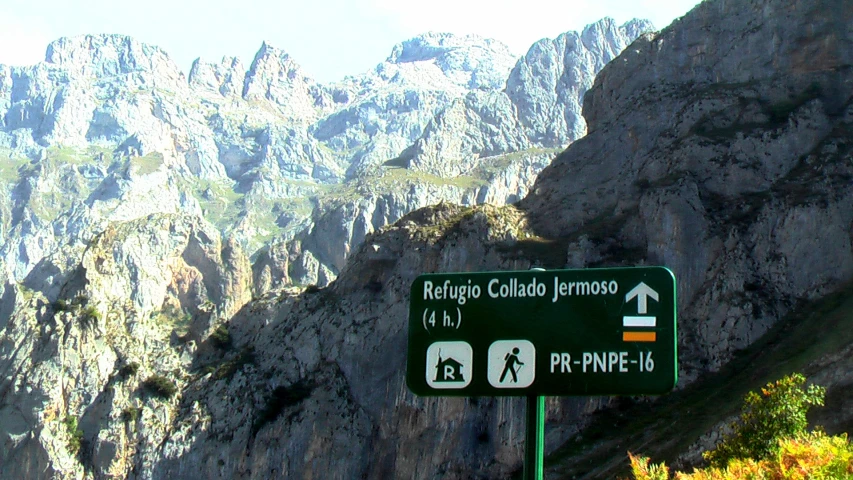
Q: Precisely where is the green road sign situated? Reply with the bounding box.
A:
[406,267,677,396]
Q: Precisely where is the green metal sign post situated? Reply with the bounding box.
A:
[406,266,677,476]
[525,268,545,480]
[524,395,544,480]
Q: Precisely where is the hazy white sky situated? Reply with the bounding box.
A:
[0,0,704,83]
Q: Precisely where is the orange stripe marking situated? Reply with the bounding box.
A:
[623,332,656,342]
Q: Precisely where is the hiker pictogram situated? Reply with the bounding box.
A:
[425,341,472,389]
[500,347,524,383]
[488,340,535,388]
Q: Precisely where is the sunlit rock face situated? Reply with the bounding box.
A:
[506,17,655,147]
[0,19,649,294]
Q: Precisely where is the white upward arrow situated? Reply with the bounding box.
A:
[625,282,659,314]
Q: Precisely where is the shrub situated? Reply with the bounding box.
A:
[52,299,71,311]
[159,304,191,327]
[210,324,231,349]
[118,362,140,379]
[213,348,255,380]
[142,374,178,399]
[62,416,84,454]
[121,407,141,423]
[628,453,670,480]
[80,305,101,327]
[72,294,88,307]
[703,373,825,467]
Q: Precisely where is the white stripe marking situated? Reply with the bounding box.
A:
[622,316,657,327]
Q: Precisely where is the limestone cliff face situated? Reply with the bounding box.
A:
[9,1,853,478]
[506,18,654,147]
[252,148,558,290]
[281,20,647,285]
[0,214,251,479]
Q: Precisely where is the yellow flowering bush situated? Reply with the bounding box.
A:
[629,432,853,479]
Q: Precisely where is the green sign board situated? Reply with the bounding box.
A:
[406,267,677,396]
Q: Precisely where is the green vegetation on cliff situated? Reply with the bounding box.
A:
[702,374,826,467]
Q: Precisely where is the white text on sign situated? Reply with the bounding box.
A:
[422,308,462,332]
[549,351,655,373]
[421,277,620,305]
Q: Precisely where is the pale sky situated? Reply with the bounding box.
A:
[0,0,704,84]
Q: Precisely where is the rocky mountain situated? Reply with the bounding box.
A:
[6,1,852,478]
[0,18,651,296]
[0,17,657,479]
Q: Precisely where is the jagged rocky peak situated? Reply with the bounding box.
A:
[244,41,307,86]
[188,56,246,97]
[0,64,12,110]
[306,32,520,178]
[619,17,657,40]
[0,33,208,154]
[400,18,653,177]
[579,17,656,65]
[506,17,655,146]
[383,32,518,90]
[44,34,185,84]
[241,40,327,118]
[387,31,511,64]
[388,32,465,63]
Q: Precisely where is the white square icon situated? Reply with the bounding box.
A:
[426,341,473,389]
[488,340,535,388]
